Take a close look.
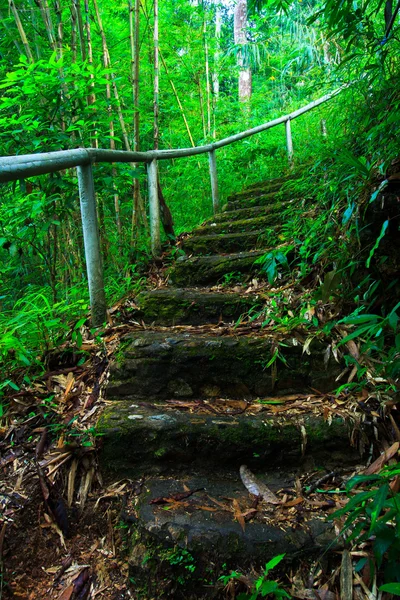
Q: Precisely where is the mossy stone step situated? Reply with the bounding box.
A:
[135,288,262,325]
[181,229,278,255]
[193,214,281,236]
[107,330,341,400]
[226,191,281,211]
[170,249,266,285]
[98,403,357,475]
[226,175,296,202]
[127,471,340,598]
[204,201,290,224]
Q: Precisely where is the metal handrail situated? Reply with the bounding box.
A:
[0,86,344,325]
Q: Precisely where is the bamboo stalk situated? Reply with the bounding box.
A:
[84,0,96,108]
[73,0,86,61]
[36,0,57,52]
[92,0,122,237]
[159,50,195,147]
[69,1,78,63]
[8,0,34,63]
[203,11,211,136]
[54,0,64,60]
[153,0,159,150]
[129,0,140,240]
[0,9,23,55]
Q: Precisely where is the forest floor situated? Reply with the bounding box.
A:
[1,271,397,599]
[1,177,399,599]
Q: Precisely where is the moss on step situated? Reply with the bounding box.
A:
[194,214,280,236]
[135,288,262,325]
[106,330,342,400]
[181,229,276,255]
[169,249,266,285]
[126,471,339,598]
[227,175,295,202]
[202,201,288,224]
[98,402,357,476]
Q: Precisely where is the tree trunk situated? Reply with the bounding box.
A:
[153,0,159,150]
[8,0,34,63]
[203,8,211,136]
[212,1,221,138]
[72,0,87,61]
[234,0,251,102]
[92,0,122,237]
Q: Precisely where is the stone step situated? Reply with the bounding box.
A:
[126,470,342,598]
[193,215,279,236]
[170,249,266,285]
[226,191,282,211]
[135,288,262,325]
[181,229,276,255]
[107,330,341,401]
[226,175,296,203]
[205,201,289,225]
[99,402,357,476]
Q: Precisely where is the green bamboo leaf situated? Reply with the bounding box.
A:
[379,583,400,593]
[369,483,389,534]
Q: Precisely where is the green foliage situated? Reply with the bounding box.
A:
[219,554,290,599]
[255,247,293,285]
[330,462,400,583]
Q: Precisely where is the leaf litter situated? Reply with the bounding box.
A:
[0,278,399,598]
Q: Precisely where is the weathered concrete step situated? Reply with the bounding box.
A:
[181,229,271,255]
[127,470,340,598]
[227,175,295,202]
[98,402,357,475]
[107,330,341,400]
[226,191,282,211]
[205,201,290,225]
[170,249,266,285]
[194,214,280,236]
[135,288,262,325]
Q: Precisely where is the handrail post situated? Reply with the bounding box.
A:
[208,149,220,214]
[285,118,294,166]
[147,158,161,256]
[77,163,107,327]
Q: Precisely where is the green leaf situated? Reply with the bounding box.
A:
[366,220,389,268]
[369,483,389,534]
[263,553,286,574]
[379,583,400,593]
[341,314,380,325]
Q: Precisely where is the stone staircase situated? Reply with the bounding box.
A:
[98,176,361,598]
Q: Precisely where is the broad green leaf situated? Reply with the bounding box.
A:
[263,553,286,574]
[369,483,389,534]
[366,220,389,268]
[379,583,400,593]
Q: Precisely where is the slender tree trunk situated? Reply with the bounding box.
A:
[36,0,57,52]
[202,8,211,136]
[84,0,96,107]
[153,0,159,151]
[69,2,78,63]
[92,0,122,237]
[212,1,221,138]
[73,0,87,61]
[234,0,251,102]
[197,76,207,138]
[129,0,141,240]
[159,50,196,147]
[0,9,23,55]
[54,0,64,60]
[8,0,34,63]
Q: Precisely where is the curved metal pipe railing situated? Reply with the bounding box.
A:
[0,86,344,325]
